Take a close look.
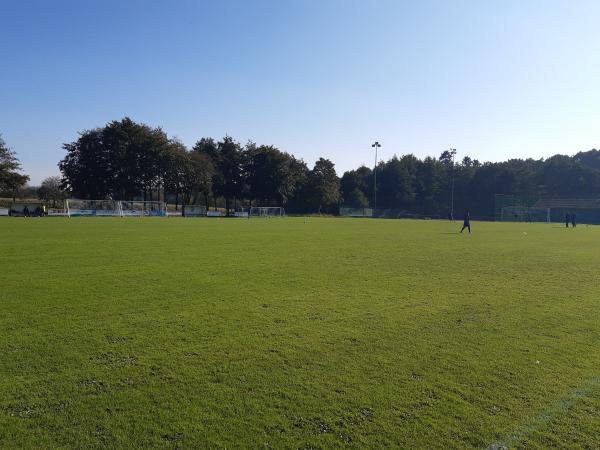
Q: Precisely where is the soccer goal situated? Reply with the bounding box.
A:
[339,207,374,217]
[500,207,549,223]
[249,206,285,217]
[120,201,167,217]
[65,199,121,217]
[182,205,207,217]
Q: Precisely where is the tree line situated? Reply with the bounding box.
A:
[58,118,340,214]
[3,118,600,217]
[344,150,600,217]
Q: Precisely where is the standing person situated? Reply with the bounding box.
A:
[565,213,570,228]
[460,209,471,234]
[571,212,577,228]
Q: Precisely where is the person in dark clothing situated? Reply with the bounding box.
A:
[23,205,29,217]
[460,210,471,234]
[571,212,577,228]
[565,213,570,228]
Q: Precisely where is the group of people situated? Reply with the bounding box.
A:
[9,205,45,217]
[565,212,577,228]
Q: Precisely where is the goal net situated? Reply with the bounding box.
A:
[500,207,549,223]
[340,207,374,217]
[120,201,167,217]
[182,205,206,217]
[496,194,600,224]
[531,198,600,224]
[249,206,285,217]
[65,199,121,217]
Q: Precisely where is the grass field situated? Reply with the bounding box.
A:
[1,217,599,449]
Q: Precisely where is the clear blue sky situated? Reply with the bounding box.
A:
[2,0,600,184]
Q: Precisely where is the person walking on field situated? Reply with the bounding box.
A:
[565,213,570,228]
[571,212,577,228]
[460,209,471,234]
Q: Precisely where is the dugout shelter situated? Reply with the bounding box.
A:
[10,202,46,217]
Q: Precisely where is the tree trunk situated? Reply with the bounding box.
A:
[225,198,230,216]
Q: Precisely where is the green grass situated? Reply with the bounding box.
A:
[1,217,599,449]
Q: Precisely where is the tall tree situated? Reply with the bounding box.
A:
[59,118,170,200]
[103,118,171,201]
[415,157,445,213]
[308,158,340,213]
[59,128,110,199]
[192,137,220,209]
[38,176,65,206]
[285,157,311,213]
[341,166,372,208]
[244,144,303,207]
[186,151,215,207]
[192,137,219,162]
[0,134,30,199]
[376,156,418,210]
[212,136,244,215]
[163,141,190,210]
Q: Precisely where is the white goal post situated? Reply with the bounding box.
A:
[249,206,285,217]
[65,199,167,217]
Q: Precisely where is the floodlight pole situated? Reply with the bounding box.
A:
[372,141,381,211]
[450,148,457,220]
